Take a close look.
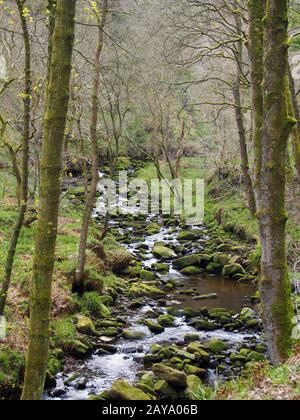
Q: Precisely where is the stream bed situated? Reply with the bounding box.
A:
[45,209,260,400]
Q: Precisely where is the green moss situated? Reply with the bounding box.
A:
[51,318,77,349]
[79,292,111,318]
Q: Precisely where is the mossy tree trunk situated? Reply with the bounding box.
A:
[233,11,256,215]
[288,65,300,183]
[259,0,294,365]
[75,0,108,290]
[247,0,265,209]
[0,0,31,316]
[21,0,76,400]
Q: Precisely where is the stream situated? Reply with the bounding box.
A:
[45,173,260,401]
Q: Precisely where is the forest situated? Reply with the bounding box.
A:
[0,0,300,402]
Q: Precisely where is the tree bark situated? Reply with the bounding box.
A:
[288,64,300,183]
[0,0,31,316]
[233,11,256,215]
[247,0,265,209]
[259,0,294,365]
[75,0,108,289]
[21,0,76,400]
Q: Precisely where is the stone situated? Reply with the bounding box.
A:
[240,307,257,320]
[154,380,178,399]
[191,320,221,331]
[153,363,187,389]
[122,329,147,340]
[230,353,248,365]
[180,266,202,276]
[128,283,165,299]
[173,254,200,270]
[144,354,164,365]
[152,245,177,260]
[152,263,169,272]
[76,316,97,336]
[207,339,227,354]
[222,264,246,277]
[178,231,196,241]
[157,314,176,327]
[184,365,207,378]
[184,375,202,399]
[212,253,230,266]
[150,344,163,354]
[129,299,143,309]
[184,333,200,343]
[206,262,222,272]
[183,307,202,318]
[140,270,157,281]
[107,380,152,400]
[193,293,218,300]
[248,351,266,362]
[140,371,156,387]
[144,320,165,334]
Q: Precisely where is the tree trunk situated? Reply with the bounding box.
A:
[259,0,294,365]
[247,0,265,209]
[288,65,300,183]
[233,12,256,215]
[0,0,31,316]
[21,0,76,400]
[75,0,108,289]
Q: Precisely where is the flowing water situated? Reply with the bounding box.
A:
[45,178,257,400]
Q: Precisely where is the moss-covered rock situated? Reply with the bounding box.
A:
[248,351,266,362]
[191,320,221,331]
[157,314,176,327]
[178,231,197,241]
[153,363,187,389]
[222,263,245,277]
[183,307,202,319]
[184,333,200,343]
[128,283,165,299]
[173,254,200,270]
[154,380,178,399]
[147,223,161,235]
[207,339,227,354]
[107,380,152,400]
[144,320,165,334]
[212,253,230,266]
[230,353,248,365]
[122,329,147,340]
[76,316,97,336]
[152,245,177,260]
[152,263,169,272]
[180,266,202,276]
[184,375,202,399]
[184,364,207,378]
[69,340,90,357]
[140,270,157,281]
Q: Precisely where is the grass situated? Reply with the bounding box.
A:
[216,359,300,400]
[51,318,77,350]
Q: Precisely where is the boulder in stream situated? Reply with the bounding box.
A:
[153,363,187,389]
[152,244,177,260]
[107,380,152,400]
[76,316,97,336]
[173,254,201,270]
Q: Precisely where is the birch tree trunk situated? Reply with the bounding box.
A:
[0,0,31,316]
[75,0,108,289]
[21,0,76,400]
[233,12,256,215]
[247,0,264,209]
